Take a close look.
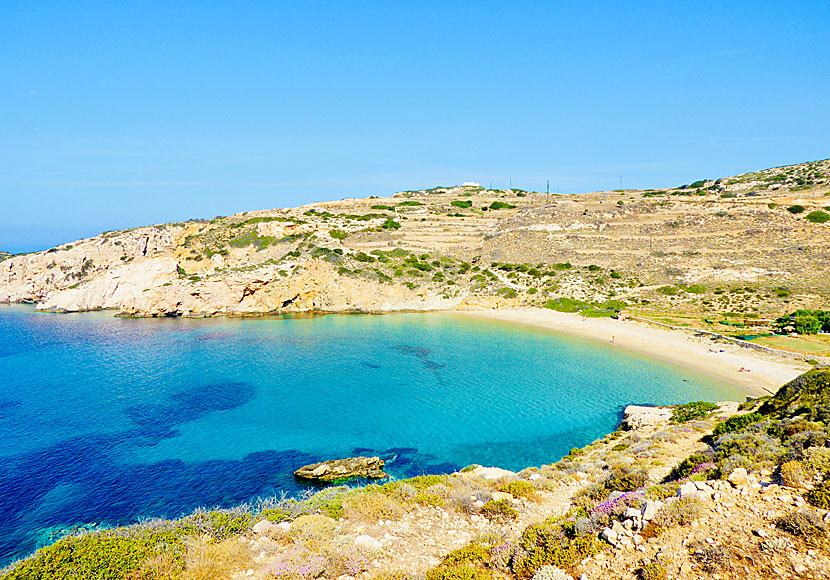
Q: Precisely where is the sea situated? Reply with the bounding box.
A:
[0,304,744,565]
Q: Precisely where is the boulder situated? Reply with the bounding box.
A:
[728,467,750,488]
[466,466,516,481]
[294,456,388,482]
[621,405,673,430]
[641,499,664,521]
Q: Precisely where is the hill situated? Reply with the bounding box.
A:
[1,159,828,321]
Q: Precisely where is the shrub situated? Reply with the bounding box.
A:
[657,286,678,295]
[637,560,667,580]
[688,540,728,573]
[604,467,648,492]
[441,543,491,567]
[711,412,763,437]
[451,200,473,208]
[806,210,830,223]
[780,460,807,488]
[382,217,401,229]
[489,201,516,210]
[342,490,404,521]
[181,509,253,541]
[512,520,602,579]
[481,500,519,522]
[805,446,830,476]
[787,204,805,214]
[610,270,622,279]
[667,453,712,481]
[806,482,830,509]
[425,566,494,580]
[544,297,591,313]
[775,509,827,538]
[329,229,348,240]
[2,527,186,580]
[371,205,393,210]
[650,497,704,534]
[671,401,718,423]
[684,284,706,294]
[180,535,251,580]
[500,480,539,501]
[397,201,424,207]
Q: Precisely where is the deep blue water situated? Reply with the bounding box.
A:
[0,305,743,565]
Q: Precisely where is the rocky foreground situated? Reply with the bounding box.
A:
[3,370,830,580]
[1,159,829,318]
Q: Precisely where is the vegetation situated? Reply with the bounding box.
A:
[775,310,830,334]
[806,210,830,223]
[787,204,805,214]
[670,401,718,423]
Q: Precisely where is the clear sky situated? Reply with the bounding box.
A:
[2,1,829,252]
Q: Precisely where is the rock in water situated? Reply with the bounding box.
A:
[294,456,389,482]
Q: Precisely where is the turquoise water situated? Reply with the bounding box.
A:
[0,305,742,564]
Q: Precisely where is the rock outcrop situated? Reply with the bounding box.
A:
[293,456,389,482]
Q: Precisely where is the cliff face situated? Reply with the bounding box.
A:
[2,159,829,317]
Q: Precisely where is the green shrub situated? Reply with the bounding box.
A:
[371,204,394,210]
[513,520,602,579]
[775,509,827,538]
[181,509,253,540]
[2,528,185,580]
[657,286,678,295]
[787,204,805,214]
[353,252,376,263]
[806,482,830,509]
[544,297,591,313]
[329,229,348,240]
[481,499,518,522]
[489,201,516,210]
[711,413,763,437]
[426,566,494,580]
[671,401,718,423]
[441,543,491,567]
[397,201,424,207]
[668,453,713,481]
[610,270,622,279]
[637,560,667,580]
[604,467,648,492]
[382,217,401,229]
[500,480,539,501]
[806,210,830,223]
[684,284,706,294]
[451,200,473,208]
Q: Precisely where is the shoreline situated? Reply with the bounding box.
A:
[459,307,810,396]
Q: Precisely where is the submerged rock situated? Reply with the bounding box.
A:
[294,456,389,482]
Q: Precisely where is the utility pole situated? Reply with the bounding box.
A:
[509,177,512,189]
[619,175,623,189]
[546,180,550,194]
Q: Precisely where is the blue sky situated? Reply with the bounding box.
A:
[1,1,829,252]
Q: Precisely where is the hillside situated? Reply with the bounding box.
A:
[1,159,828,321]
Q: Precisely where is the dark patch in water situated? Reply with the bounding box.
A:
[124,382,255,444]
[389,344,446,383]
[361,362,381,369]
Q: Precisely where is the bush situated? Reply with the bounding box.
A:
[711,413,763,437]
[775,509,827,538]
[425,566,494,580]
[806,482,830,509]
[688,540,728,573]
[371,204,393,210]
[489,201,516,210]
[181,509,253,541]
[329,229,348,240]
[481,500,519,522]
[382,217,401,230]
[441,543,491,567]
[604,467,648,492]
[806,210,830,223]
[787,205,805,214]
[637,560,667,580]
[668,453,712,481]
[512,520,602,579]
[650,498,704,534]
[500,480,539,501]
[451,200,473,208]
[2,527,186,580]
[543,297,591,313]
[671,401,718,423]
[805,446,830,476]
[780,460,807,488]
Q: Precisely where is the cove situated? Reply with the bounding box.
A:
[0,305,743,565]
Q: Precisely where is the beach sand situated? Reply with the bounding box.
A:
[460,308,810,397]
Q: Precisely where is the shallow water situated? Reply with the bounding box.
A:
[0,305,742,564]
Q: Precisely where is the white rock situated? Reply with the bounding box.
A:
[469,466,516,481]
[252,520,277,535]
[601,527,618,544]
[728,467,750,487]
[624,507,642,520]
[641,500,664,521]
[277,522,291,532]
[621,405,673,429]
[355,534,383,550]
[529,473,541,481]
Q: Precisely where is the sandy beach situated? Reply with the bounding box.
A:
[460,307,810,397]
